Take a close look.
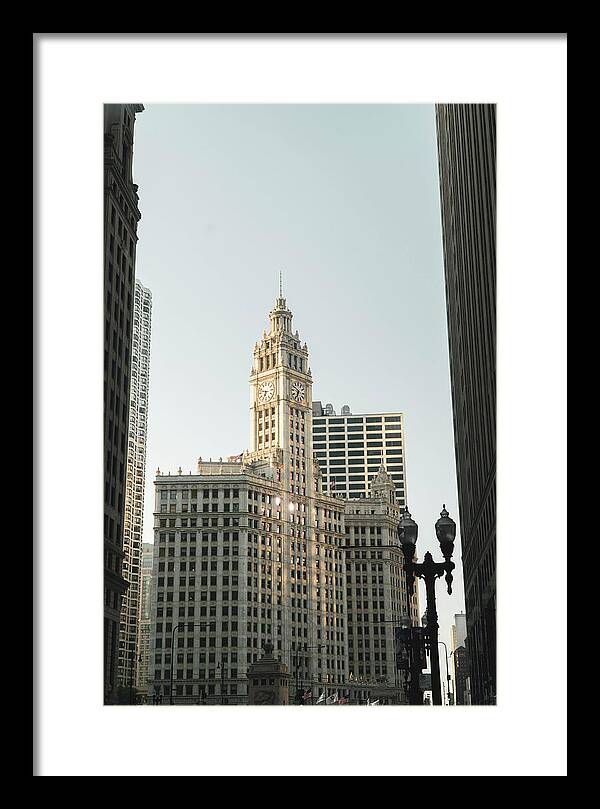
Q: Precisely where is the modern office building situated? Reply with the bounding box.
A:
[343,466,419,703]
[451,612,467,653]
[118,281,152,689]
[450,612,468,705]
[312,402,406,505]
[104,103,144,703]
[149,293,349,704]
[436,103,496,704]
[136,543,154,693]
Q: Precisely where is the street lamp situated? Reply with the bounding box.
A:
[292,651,302,704]
[283,644,325,704]
[217,658,226,705]
[398,505,456,706]
[293,644,326,704]
[395,617,426,706]
[169,622,210,705]
[439,641,453,705]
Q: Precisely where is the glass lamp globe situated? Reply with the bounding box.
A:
[435,505,456,559]
[399,506,418,545]
[398,506,418,562]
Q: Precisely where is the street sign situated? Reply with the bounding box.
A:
[419,673,432,691]
[395,625,428,671]
[413,627,428,669]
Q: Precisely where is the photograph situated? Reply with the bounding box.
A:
[36,34,566,777]
[103,102,495,708]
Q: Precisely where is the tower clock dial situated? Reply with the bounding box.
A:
[291,381,306,403]
[258,380,275,403]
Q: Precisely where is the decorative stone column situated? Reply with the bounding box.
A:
[247,642,290,705]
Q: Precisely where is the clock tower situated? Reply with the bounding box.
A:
[248,288,313,500]
[247,284,323,685]
[149,284,351,699]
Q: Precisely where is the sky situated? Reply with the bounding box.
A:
[133,103,465,677]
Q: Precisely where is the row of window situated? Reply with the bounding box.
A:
[314,415,401,424]
[314,424,401,432]
[317,427,401,435]
[320,469,403,477]
[160,489,240,500]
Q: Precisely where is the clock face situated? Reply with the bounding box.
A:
[258,380,275,404]
[291,381,306,403]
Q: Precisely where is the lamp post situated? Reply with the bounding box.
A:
[293,652,301,704]
[396,617,426,706]
[439,641,453,705]
[169,623,181,705]
[286,644,325,704]
[169,622,209,705]
[408,627,426,706]
[297,644,326,704]
[398,505,456,706]
[217,658,226,705]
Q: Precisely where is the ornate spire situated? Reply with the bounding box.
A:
[274,270,287,312]
[371,463,395,502]
[269,272,291,334]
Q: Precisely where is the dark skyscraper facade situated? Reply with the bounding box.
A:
[435,104,496,705]
[104,103,144,703]
[453,644,469,706]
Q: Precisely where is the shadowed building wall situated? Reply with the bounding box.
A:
[104,103,144,703]
[435,104,496,705]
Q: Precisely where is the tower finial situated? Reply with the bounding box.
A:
[279,270,283,298]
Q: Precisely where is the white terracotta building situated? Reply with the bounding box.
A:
[149,291,418,704]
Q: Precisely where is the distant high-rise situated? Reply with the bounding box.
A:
[435,104,496,705]
[450,612,468,705]
[312,402,406,505]
[118,281,152,690]
[104,103,144,703]
[137,543,154,693]
[453,645,469,706]
[451,612,467,653]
